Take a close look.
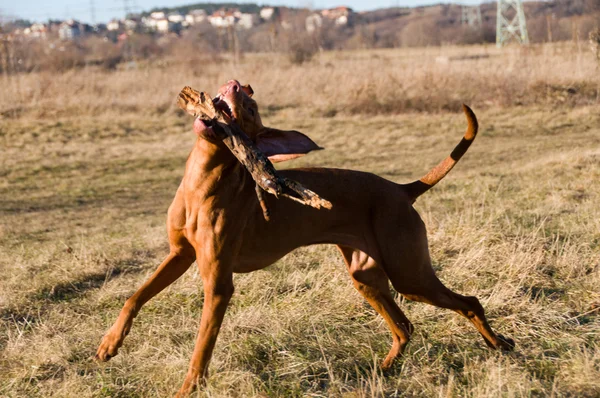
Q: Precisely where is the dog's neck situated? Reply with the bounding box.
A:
[189,136,236,170]
[187,124,282,170]
[184,138,237,190]
[183,126,277,194]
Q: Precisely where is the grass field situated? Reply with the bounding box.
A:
[1,43,600,397]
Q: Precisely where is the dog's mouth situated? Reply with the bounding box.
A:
[194,116,220,139]
[212,94,234,119]
[191,81,247,140]
[193,94,237,139]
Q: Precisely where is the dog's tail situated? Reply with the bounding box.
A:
[403,105,478,202]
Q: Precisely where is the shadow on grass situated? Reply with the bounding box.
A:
[0,258,148,348]
[34,267,126,303]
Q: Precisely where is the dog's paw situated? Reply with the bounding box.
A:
[381,357,395,371]
[496,334,516,351]
[175,373,206,397]
[95,331,122,361]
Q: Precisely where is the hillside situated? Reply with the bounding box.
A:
[1,0,598,76]
[320,0,600,48]
[138,0,600,48]
[140,2,263,17]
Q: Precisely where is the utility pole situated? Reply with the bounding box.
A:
[122,0,133,18]
[461,5,482,29]
[496,0,529,47]
[90,0,96,24]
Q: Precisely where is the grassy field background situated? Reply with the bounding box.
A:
[1,43,600,397]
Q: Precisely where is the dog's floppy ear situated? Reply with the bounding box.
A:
[256,129,322,163]
[242,84,254,97]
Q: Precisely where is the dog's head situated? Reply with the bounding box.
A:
[194,80,321,163]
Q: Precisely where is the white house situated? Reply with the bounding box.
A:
[156,19,172,32]
[185,9,207,25]
[260,7,276,20]
[237,13,259,29]
[167,12,185,23]
[24,23,47,38]
[321,6,353,26]
[141,16,156,29]
[150,11,166,20]
[58,19,81,40]
[305,13,322,33]
[208,9,237,28]
[124,18,139,31]
[142,11,177,33]
[335,15,348,25]
[107,19,121,31]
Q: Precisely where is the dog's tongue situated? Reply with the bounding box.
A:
[213,97,233,119]
[193,118,217,139]
[194,118,207,133]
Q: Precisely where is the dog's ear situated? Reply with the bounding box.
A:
[242,84,254,97]
[256,129,322,163]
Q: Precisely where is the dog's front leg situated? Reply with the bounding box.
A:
[96,249,195,362]
[176,261,234,397]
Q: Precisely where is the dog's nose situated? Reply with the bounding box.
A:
[228,80,241,93]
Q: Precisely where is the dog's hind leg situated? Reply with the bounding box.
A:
[375,206,514,352]
[386,251,515,351]
[338,245,413,370]
[403,283,515,351]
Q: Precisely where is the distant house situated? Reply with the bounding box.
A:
[321,6,354,26]
[237,13,259,29]
[305,13,323,33]
[208,9,237,28]
[58,19,81,40]
[208,8,259,29]
[24,23,47,39]
[150,11,166,20]
[107,19,122,31]
[185,9,207,25]
[142,11,179,33]
[156,18,173,33]
[167,12,185,23]
[260,7,276,21]
[124,18,139,31]
[141,16,157,29]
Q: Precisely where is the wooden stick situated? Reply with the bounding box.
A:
[177,86,332,217]
[255,183,271,221]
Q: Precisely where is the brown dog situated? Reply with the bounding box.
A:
[96,80,514,396]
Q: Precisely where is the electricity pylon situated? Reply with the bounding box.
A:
[496,0,529,47]
[461,5,482,29]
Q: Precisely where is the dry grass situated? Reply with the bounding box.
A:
[1,42,599,121]
[1,43,599,397]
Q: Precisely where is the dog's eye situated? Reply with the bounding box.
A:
[248,108,255,116]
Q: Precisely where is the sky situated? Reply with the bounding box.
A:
[1,0,484,24]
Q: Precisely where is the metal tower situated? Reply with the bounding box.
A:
[89,0,96,24]
[461,5,482,29]
[496,0,529,47]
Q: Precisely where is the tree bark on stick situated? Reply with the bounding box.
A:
[177,86,332,220]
